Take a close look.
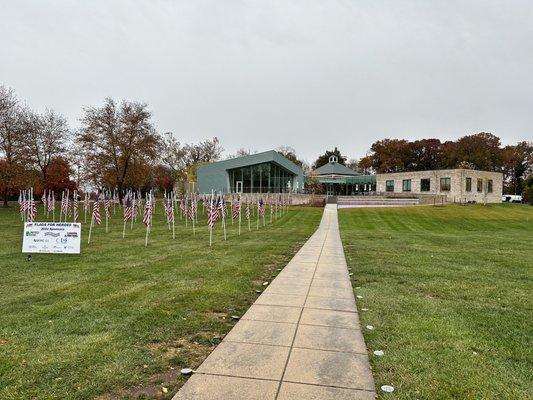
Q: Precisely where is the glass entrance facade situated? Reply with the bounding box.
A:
[228,162,295,193]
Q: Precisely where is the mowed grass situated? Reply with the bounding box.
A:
[0,203,322,399]
[338,204,532,400]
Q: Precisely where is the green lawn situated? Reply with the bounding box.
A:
[0,203,322,400]
[339,204,533,400]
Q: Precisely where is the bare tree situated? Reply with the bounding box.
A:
[181,137,223,182]
[24,108,70,187]
[276,145,304,167]
[78,98,160,194]
[160,131,188,183]
[184,137,223,165]
[0,86,28,206]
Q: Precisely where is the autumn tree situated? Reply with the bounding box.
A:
[0,86,29,206]
[312,147,347,169]
[78,98,160,195]
[359,139,411,173]
[24,108,70,188]
[502,141,533,195]
[406,139,443,171]
[44,157,76,193]
[443,132,503,171]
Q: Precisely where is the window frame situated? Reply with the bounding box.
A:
[385,180,394,192]
[420,178,430,192]
[465,177,472,192]
[402,179,412,192]
[477,178,483,192]
[440,177,451,191]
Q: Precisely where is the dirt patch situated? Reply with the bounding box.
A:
[96,335,218,400]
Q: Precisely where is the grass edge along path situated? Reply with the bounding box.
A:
[339,204,532,400]
[0,204,322,400]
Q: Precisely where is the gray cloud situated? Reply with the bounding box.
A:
[1,0,532,163]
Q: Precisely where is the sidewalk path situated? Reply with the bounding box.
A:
[173,204,376,399]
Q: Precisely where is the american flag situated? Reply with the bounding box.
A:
[48,191,55,212]
[123,193,133,222]
[258,197,265,216]
[245,201,251,220]
[19,191,26,214]
[73,191,79,221]
[133,194,139,216]
[207,196,217,228]
[92,198,102,224]
[104,198,111,218]
[142,196,153,226]
[188,197,196,220]
[232,195,240,219]
[27,192,36,222]
[41,190,47,211]
[165,197,175,223]
[217,194,226,218]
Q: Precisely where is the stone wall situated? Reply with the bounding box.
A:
[290,193,326,206]
[375,169,503,203]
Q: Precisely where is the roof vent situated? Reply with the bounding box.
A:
[329,155,338,164]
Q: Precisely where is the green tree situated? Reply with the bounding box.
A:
[312,147,347,169]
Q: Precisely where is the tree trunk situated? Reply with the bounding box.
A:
[3,188,9,207]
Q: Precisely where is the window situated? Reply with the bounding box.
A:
[386,180,394,192]
[487,179,493,193]
[477,178,483,192]
[420,178,430,192]
[465,177,472,192]
[440,177,451,191]
[228,162,294,193]
[402,179,411,192]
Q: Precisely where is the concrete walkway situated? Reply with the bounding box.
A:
[173,205,375,399]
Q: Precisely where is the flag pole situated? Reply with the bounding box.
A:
[59,191,63,222]
[185,194,188,228]
[238,196,241,236]
[256,198,259,230]
[144,193,150,247]
[247,197,251,232]
[172,192,176,239]
[222,198,227,241]
[189,199,196,236]
[145,224,150,246]
[88,215,94,244]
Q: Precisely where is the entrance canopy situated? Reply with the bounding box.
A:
[310,156,376,195]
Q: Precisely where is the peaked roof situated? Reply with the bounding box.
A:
[312,162,360,176]
[197,150,303,176]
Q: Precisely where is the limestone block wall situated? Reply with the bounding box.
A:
[375,169,503,203]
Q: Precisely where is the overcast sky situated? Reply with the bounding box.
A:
[1,0,532,163]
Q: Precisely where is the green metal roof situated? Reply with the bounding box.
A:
[309,175,376,184]
[312,162,360,176]
[197,150,305,193]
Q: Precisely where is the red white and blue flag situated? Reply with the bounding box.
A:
[92,198,102,224]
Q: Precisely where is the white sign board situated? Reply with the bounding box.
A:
[22,222,81,254]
